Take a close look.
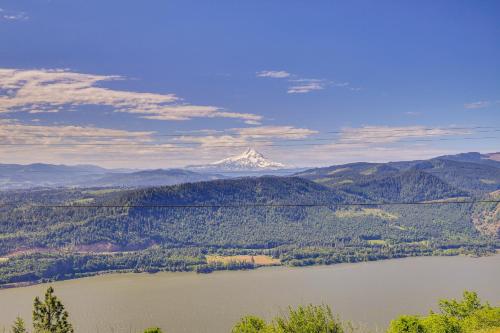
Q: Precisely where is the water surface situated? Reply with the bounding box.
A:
[1,255,499,333]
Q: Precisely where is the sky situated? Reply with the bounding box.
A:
[0,0,499,168]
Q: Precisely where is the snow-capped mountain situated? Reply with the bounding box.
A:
[188,148,285,171]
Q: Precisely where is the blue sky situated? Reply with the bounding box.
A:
[0,0,499,168]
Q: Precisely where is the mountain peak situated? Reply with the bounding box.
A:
[188,148,285,171]
[240,148,264,158]
[212,148,285,170]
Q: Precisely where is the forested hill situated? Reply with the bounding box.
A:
[337,170,468,202]
[111,176,347,206]
[408,159,500,194]
[294,153,500,195]
[110,171,465,208]
[0,154,499,286]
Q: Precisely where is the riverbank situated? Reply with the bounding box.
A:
[1,254,500,332]
[1,249,498,290]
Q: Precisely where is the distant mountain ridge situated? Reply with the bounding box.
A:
[0,164,223,189]
[432,152,500,167]
[294,152,500,195]
[0,163,110,189]
[1,151,498,190]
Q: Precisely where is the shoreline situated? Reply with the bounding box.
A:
[2,251,498,291]
[1,254,499,333]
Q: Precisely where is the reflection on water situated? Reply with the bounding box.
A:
[1,255,499,333]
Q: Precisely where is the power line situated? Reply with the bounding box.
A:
[1,126,497,139]
[6,129,499,146]
[179,129,500,144]
[1,199,498,209]
[0,135,498,148]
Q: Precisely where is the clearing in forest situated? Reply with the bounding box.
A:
[206,255,281,266]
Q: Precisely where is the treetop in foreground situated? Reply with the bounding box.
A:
[388,291,500,333]
[231,304,346,333]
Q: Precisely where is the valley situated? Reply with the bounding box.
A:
[0,151,499,287]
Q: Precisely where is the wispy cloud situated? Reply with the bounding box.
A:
[235,126,317,139]
[464,101,491,109]
[257,69,359,94]
[0,119,202,168]
[269,125,479,167]
[287,79,326,94]
[0,118,154,145]
[123,105,261,123]
[244,119,262,125]
[0,68,262,123]
[256,70,291,79]
[0,8,28,21]
[338,125,471,144]
[175,125,317,147]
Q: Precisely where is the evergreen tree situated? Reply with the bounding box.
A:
[32,287,74,333]
[11,317,27,333]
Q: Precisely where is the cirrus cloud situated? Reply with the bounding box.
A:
[257,69,360,94]
[464,101,491,109]
[0,68,262,123]
[256,70,291,79]
[0,119,203,168]
[338,125,472,144]
[287,79,326,94]
[0,8,28,21]
[174,125,317,147]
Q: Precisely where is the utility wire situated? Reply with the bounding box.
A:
[0,135,498,148]
[175,129,500,144]
[1,126,497,139]
[4,129,500,146]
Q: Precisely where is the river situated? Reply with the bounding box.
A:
[1,254,499,332]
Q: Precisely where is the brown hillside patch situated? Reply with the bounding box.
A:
[335,208,398,220]
[5,247,58,257]
[71,242,122,253]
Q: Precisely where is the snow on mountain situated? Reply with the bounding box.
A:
[189,148,285,171]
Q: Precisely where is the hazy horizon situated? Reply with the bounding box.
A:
[1,148,499,170]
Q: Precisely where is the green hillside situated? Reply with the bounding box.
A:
[0,171,498,286]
